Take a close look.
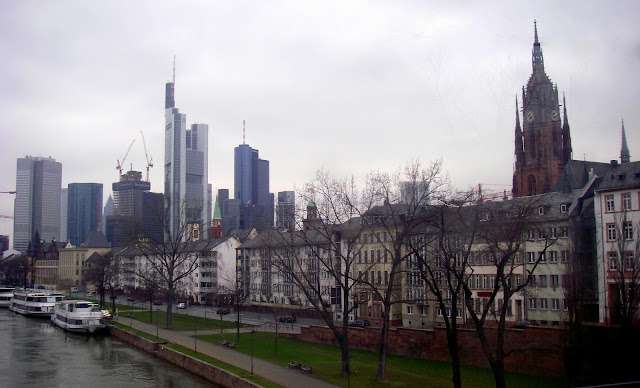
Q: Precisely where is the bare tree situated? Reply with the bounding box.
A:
[604,211,640,329]
[131,199,213,328]
[461,197,557,388]
[85,252,121,310]
[0,253,29,287]
[406,190,478,388]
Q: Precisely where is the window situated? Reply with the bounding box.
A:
[551,275,559,288]
[625,252,634,270]
[384,271,388,285]
[606,195,615,212]
[527,252,535,263]
[407,305,413,314]
[551,298,560,310]
[560,226,569,238]
[607,224,617,241]
[623,222,633,240]
[538,252,546,262]
[377,249,381,262]
[563,299,568,311]
[560,203,568,213]
[539,298,548,310]
[538,275,548,288]
[528,298,537,309]
[437,308,443,316]
[622,193,632,210]
[364,250,368,263]
[538,207,545,215]
[609,252,618,271]
[549,251,558,263]
[549,227,558,238]
[561,250,569,263]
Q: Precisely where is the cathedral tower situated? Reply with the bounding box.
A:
[513,22,572,197]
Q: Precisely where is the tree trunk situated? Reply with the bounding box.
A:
[376,305,390,381]
[446,321,462,388]
[340,336,350,376]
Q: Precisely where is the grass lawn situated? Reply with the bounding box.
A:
[196,332,565,388]
[124,310,250,331]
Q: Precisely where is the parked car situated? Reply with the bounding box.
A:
[512,320,533,329]
[101,309,112,320]
[278,315,297,323]
[86,291,95,297]
[153,300,163,306]
[216,308,231,315]
[127,296,136,302]
[177,302,187,309]
[349,320,366,328]
[362,319,371,326]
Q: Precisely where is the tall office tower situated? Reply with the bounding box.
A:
[164,71,210,241]
[102,195,113,234]
[13,156,62,252]
[276,191,295,231]
[106,170,163,246]
[234,143,273,230]
[67,183,103,247]
[218,188,240,233]
[60,188,68,242]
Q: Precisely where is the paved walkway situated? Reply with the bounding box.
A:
[113,316,339,388]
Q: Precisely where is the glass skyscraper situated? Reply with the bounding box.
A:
[13,156,62,252]
[67,183,103,246]
[234,143,273,230]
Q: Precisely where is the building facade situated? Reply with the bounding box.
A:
[67,183,103,247]
[14,156,62,252]
[277,191,295,231]
[234,143,273,231]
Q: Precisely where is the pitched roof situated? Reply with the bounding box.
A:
[81,231,111,248]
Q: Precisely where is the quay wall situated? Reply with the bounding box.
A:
[109,325,261,388]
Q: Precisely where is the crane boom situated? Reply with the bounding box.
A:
[116,139,135,178]
[140,131,153,182]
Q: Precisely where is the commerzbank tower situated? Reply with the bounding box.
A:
[164,62,211,241]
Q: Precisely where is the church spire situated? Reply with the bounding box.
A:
[620,118,630,163]
[532,20,545,74]
[561,93,572,163]
[515,96,524,165]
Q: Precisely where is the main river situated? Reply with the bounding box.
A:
[0,309,215,387]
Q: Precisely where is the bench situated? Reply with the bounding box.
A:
[227,342,236,349]
[288,361,302,369]
[219,340,229,347]
[301,365,312,374]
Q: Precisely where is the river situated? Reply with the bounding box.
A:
[0,309,216,387]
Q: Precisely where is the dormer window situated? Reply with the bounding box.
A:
[560,204,567,213]
[538,206,545,215]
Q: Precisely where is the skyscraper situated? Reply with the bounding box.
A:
[13,156,62,252]
[164,68,211,241]
[276,191,295,231]
[67,183,103,247]
[234,142,273,230]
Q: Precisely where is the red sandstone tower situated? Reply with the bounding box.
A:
[513,21,572,197]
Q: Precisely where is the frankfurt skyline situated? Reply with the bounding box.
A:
[1,1,638,240]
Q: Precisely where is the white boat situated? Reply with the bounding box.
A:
[51,300,107,333]
[9,289,65,317]
[0,287,15,308]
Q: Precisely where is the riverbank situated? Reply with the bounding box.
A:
[110,316,338,388]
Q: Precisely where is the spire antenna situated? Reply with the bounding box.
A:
[172,55,176,84]
[534,19,539,44]
[243,120,246,144]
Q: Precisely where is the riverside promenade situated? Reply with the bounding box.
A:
[113,315,339,388]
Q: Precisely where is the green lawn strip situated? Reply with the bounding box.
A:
[196,332,565,388]
[109,321,165,342]
[126,310,249,331]
[166,343,282,388]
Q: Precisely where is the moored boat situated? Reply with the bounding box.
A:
[0,286,15,308]
[51,300,107,333]
[9,288,65,316]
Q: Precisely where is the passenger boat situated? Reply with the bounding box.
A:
[0,286,15,308]
[51,300,107,333]
[9,289,65,316]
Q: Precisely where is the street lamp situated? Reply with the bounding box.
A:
[156,308,159,339]
[194,315,198,353]
[250,329,256,374]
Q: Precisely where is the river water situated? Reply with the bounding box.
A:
[0,309,215,387]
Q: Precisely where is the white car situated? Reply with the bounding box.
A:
[177,302,187,309]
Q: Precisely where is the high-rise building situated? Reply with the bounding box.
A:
[234,143,273,230]
[13,156,62,252]
[276,191,295,231]
[513,22,572,197]
[164,71,211,241]
[67,183,103,247]
[105,170,163,246]
[60,188,68,242]
[218,188,240,233]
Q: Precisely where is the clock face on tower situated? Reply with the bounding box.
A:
[526,111,534,122]
[551,110,558,121]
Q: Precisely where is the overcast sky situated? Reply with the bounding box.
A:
[1,1,638,240]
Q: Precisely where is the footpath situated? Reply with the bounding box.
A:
[113,315,338,388]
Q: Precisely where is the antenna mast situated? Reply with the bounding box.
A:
[243,120,246,144]
[172,55,176,83]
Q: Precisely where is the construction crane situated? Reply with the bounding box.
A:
[0,215,13,219]
[140,131,153,182]
[0,191,16,194]
[116,139,135,178]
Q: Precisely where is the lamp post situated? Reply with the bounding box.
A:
[250,329,256,374]
[156,308,159,339]
[194,315,198,353]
